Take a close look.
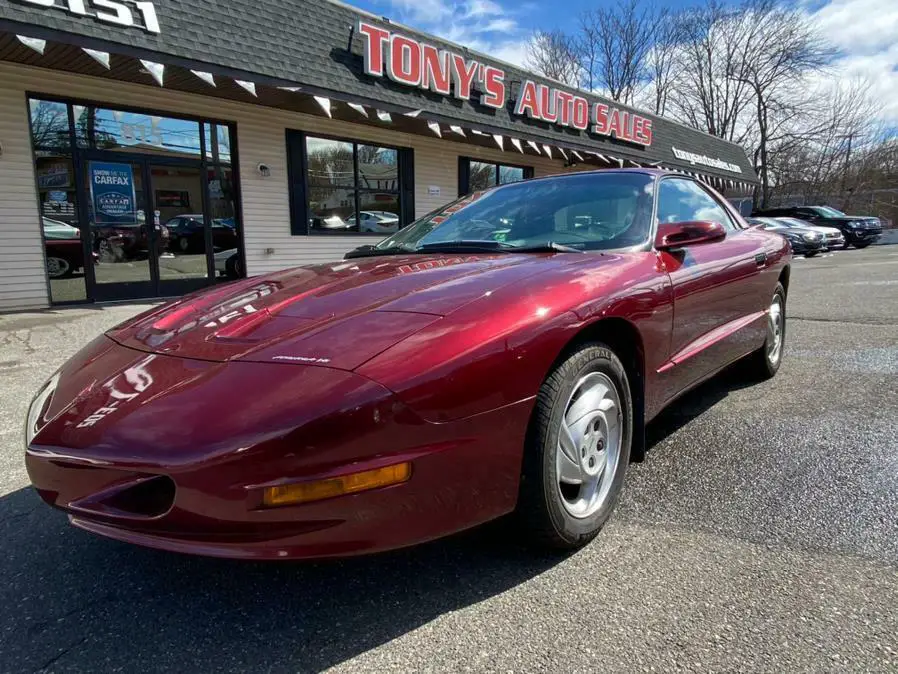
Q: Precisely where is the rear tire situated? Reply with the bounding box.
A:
[516,343,632,550]
[746,282,786,380]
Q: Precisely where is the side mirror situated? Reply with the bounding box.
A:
[655,220,727,250]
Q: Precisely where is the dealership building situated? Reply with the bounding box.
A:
[0,0,758,312]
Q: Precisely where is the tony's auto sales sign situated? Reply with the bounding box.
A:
[358,21,653,147]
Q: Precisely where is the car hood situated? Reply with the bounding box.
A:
[107,253,564,369]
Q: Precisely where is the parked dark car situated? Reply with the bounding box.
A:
[166,214,239,253]
[751,206,881,248]
[746,217,827,257]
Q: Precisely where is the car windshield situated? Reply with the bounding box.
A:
[815,206,845,217]
[375,172,655,253]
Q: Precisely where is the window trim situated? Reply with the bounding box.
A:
[287,129,413,236]
[458,156,534,196]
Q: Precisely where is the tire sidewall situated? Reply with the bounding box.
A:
[539,346,633,543]
[765,283,787,377]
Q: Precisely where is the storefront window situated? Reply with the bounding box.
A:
[304,135,404,234]
[204,123,232,165]
[28,96,242,304]
[75,106,203,158]
[459,158,532,196]
[29,99,87,303]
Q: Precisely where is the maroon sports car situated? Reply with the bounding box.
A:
[25,170,790,560]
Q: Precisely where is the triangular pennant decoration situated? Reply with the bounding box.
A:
[17,35,46,55]
[471,129,488,136]
[278,86,302,93]
[427,121,442,137]
[313,96,332,117]
[493,134,504,150]
[572,151,584,162]
[235,80,257,97]
[527,141,541,154]
[594,153,607,163]
[404,109,423,118]
[140,60,165,86]
[543,145,552,158]
[376,110,392,122]
[449,125,466,137]
[510,138,524,153]
[83,48,111,69]
[347,102,368,117]
[558,148,568,161]
[190,70,216,87]
[617,157,625,168]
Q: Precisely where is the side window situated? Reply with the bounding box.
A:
[657,179,737,230]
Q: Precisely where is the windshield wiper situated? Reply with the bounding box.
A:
[415,240,513,253]
[513,242,584,253]
[344,244,416,259]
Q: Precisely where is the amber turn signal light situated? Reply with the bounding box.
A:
[262,462,412,507]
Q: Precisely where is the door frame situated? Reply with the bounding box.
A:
[76,150,215,302]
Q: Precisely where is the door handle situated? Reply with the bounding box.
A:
[754,252,767,267]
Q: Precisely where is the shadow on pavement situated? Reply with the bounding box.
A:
[645,364,758,452]
[1,365,760,673]
[0,487,568,672]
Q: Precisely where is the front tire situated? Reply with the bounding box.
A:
[805,251,818,258]
[517,343,632,550]
[854,241,871,249]
[746,282,786,380]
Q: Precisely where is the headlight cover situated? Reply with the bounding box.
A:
[802,232,820,241]
[25,371,60,447]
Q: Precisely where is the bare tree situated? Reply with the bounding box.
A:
[525,30,581,86]
[728,0,835,205]
[577,0,656,104]
[644,8,682,115]
[667,1,756,142]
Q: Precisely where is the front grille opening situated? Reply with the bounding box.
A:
[103,475,176,518]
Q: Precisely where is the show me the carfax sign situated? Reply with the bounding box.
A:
[358,21,654,147]
[16,0,160,33]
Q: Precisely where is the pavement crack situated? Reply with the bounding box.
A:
[33,637,87,673]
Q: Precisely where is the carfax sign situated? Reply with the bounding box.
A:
[89,161,137,225]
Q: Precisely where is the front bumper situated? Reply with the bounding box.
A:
[25,338,527,560]
[790,239,825,254]
[846,229,882,244]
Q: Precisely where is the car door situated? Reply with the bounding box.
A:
[656,178,769,403]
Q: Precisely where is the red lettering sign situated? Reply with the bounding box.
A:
[357,21,653,146]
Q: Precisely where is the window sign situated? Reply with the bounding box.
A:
[89,161,137,225]
[37,161,71,188]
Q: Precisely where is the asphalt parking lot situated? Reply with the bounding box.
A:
[1,244,897,673]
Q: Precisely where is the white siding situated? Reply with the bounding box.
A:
[0,78,48,311]
[0,61,578,310]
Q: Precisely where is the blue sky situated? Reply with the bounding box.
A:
[345,0,898,124]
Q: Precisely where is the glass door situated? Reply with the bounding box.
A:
[81,157,156,302]
[79,154,220,301]
[150,163,218,296]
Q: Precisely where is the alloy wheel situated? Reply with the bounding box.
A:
[556,372,623,519]
[767,295,784,366]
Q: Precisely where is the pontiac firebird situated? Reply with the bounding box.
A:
[25,170,790,560]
